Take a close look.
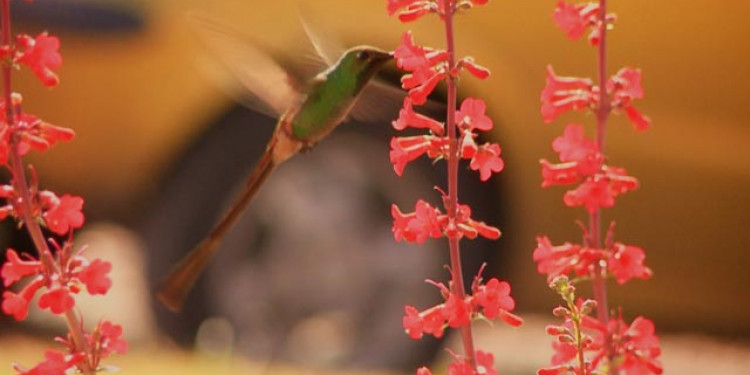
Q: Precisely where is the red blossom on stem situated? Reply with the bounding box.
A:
[553,1,599,42]
[1,240,114,321]
[393,97,445,135]
[469,143,504,182]
[607,67,651,131]
[15,32,62,87]
[537,1,658,372]
[402,274,521,342]
[1,2,125,374]
[12,350,85,375]
[392,200,501,244]
[1,249,43,286]
[609,243,652,285]
[388,1,519,374]
[40,192,85,235]
[541,65,594,123]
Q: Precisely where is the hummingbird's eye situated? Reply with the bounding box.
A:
[356,51,371,60]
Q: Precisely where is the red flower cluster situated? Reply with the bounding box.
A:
[390,34,503,181]
[540,124,638,212]
[388,2,518,375]
[12,350,85,375]
[537,2,660,375]
[0,186,85,235]
[14,320,128,375]
[0,95,75,164]
[541,314,662,375]
[14,32,62,88]
[392,200,500,244]
[1,241,112,320]
[533,235,651,285]
[1,5,127,374]
[417,349,496,375]
[387,0,490,23]
[542,66,651,131]
[403,275,521,340]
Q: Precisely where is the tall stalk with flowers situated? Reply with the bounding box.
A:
[534,1,661,375]
[386,1,522,374]
[0,1,127,374]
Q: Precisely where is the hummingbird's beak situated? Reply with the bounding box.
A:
[375,50,394,63]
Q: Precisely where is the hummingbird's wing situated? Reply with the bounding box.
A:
[298,11,419,124]
[187,12,300,117]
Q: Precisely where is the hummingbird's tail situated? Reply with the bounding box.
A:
[157,143,278,312]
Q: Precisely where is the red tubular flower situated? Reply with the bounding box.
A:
[416,367,432,375]
[533,236,604,280]
[392,204,417,243]
[550,340,579,366]
[13,350,85,375]
[15,114,75,154]
[608,67,644,101]
[541,66,595,123]
[2,249,43,287]
[403,305,425,339]
[460,129,478,159]
[422,306,447,338]
[473,278,515,320]
[618,317,662,375]
[552,1,599,41]
[408,71,446,104]
[391,200,443,244]
[537,364,571,375]
[459,57,491,80]
[475,350,498,375]
[605,166,639,196]
[395,32,448,72]
[42,193,85,235]
[563,177,613,213]
[540,159,582,187]
[397,3,434,23]
[453,203,501,240]
[38,286,75,314]
[444,293,470,328]
[91,321,129,358]
[390,136,429,176]
[448,359,474,375]
[76,259,112,295]
[2,276,44,321]
[456,97,493,132]
[393,97,444,135]
[469,143,504,181]
[411,200,444,243]
[552,124,595,163]
[624,104,651,131]
[395,31,448,104]
[608,67,651,131]
[16,32,62,87]
[387,0,435,22]
[609,243,652,285]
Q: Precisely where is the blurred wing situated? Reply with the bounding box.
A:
[350,78,447,124]
[187,12,299,116]
[297,9,343,67]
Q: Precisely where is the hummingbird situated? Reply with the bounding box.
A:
[157,14,393,312]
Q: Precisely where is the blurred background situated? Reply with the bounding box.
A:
[1,0,749,374]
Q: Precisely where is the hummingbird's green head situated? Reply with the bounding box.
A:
[337,45,393,85]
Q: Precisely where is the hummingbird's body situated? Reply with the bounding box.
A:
[158,44,392,311]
